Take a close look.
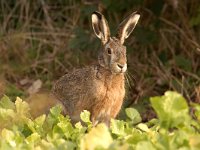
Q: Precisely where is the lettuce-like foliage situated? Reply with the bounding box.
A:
[0,91,200,150]
[150,91,191,129]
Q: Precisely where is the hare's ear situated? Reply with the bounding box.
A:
[92,11,110,44]
[117,12,140,44]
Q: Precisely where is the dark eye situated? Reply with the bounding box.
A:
[107,48,112,55]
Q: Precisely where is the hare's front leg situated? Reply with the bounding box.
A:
[91,107,111,126]
[110,99,124,119]
[91,115,111,127]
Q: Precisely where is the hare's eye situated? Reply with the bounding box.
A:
[107,48,112,55]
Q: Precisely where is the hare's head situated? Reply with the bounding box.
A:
[92,11,140,74]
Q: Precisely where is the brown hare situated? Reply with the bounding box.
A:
[52,11,140,126]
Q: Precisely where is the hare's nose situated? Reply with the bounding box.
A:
[117,63,124,69]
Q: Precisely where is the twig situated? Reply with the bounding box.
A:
[159,17,200,52]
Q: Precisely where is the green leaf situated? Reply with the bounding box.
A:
[0,107,15,129]
[25,132,41,144]
[0,95,15,109]
[110,119,125,136]
[1,129,16,148]
[35,114,46,127]
[32,114,46,135]
[0,108,15,120]
[126,130,148,145]
[57,116,74,139]
[80,110,92,124]
[74,122,87,136]
[80,124,113,150]
[136,123,150,132]
[150,91,191,129]
[49,105,62,117]
[26,118,36,133]
[47,105,63,128]
[0,94,199,149]
[15,97,30,117]
[189,135,200,148]
[125,108,142,124]
[136,141,156,150]
[75,122,83,130]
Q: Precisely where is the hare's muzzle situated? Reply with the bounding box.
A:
[116,63,127,73]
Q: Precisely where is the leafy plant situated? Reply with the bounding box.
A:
[0,91,200,149]
[150,91,191,129]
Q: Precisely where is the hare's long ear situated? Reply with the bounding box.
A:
[117,12,140,44]
[92,11,110,44]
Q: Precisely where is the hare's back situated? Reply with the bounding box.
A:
[52,66,99,103]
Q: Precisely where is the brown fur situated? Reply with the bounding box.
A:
[52,11,140,125]
[53,65,125,124]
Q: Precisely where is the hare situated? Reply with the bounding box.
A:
[52,11,140,126]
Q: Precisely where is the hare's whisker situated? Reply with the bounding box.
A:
[127,71,136,86]
[125,73,131,89]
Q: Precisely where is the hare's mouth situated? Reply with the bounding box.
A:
[111,63,127,74]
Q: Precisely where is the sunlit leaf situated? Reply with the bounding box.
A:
[136,141,156,150]
[136,123,150,132]
[110,119,125,136]
[0,108,15,120]
[189,135,200,148]
[57,116,74,139]
[1,129,16,148]
[0,95,14,109]
[150,91,191,129]
[26,132,41,144]
[47,105,63,128]
[80,110,90,123]
[35,114,46,127]
[49,105,62,117]
[80,124,113,150]
[15,97,30,117]
[125,108,142,124]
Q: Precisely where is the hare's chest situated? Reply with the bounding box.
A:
[96,78,125,112]
[94,76,125,102]
[107,81,125,102]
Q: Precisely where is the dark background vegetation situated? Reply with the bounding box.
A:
[0,0,199,120]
